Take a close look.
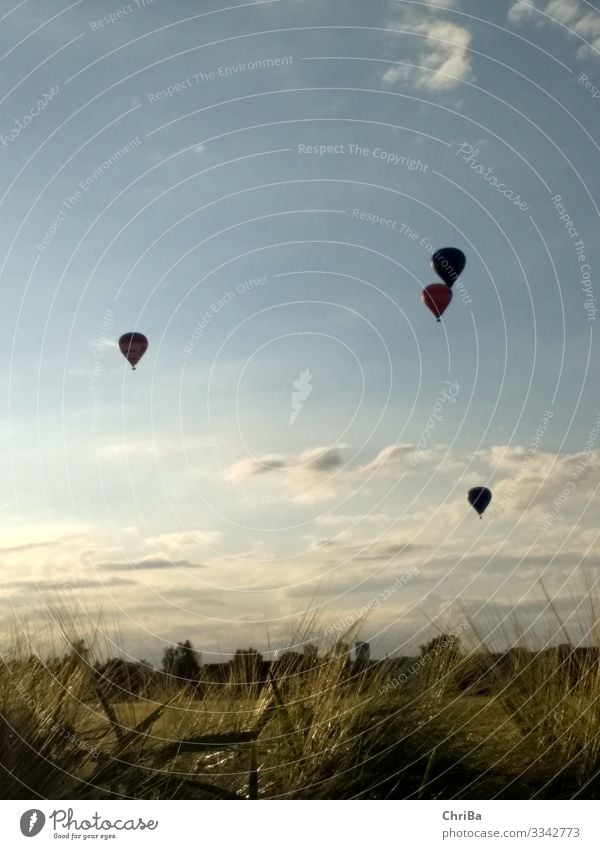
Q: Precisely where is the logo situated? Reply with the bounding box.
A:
[290,369,313,425]
[20,810,45,837]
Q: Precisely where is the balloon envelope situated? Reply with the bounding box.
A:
[432,248,466,288]
[468,487,492,517]
[421,284,452,322]
[119,332,148,369]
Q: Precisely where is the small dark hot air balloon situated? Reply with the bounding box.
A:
[432,248,466,289]
[468,487,492,519]
[422,283,452,322]
[119,332,148,370]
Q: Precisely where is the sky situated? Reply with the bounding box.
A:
[0,0,599,662]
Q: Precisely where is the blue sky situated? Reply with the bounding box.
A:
[0,0,599,661]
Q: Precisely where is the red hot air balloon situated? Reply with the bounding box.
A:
[119,332,148,370]
[468,487,492,519]
[421,284,452,322]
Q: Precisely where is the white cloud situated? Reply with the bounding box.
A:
[226,445,346,503]
[144,530,222,552]
[285,447,346,504]
[316,513,390,527]
[226,454,287,481]
[508,1,538,23]
[483,445,600,518]
[508,0,600,54]
[546,0,581,25]
[0,523,91,552]
[3,433,596,657]
[360,442,462,476]
[225,438,600,518]
[99,558,205,572]
[383,20,473,90]
[299,446,345,471]
[360,442,414,473]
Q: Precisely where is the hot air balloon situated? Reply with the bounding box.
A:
[119,332,148,370]
[422,284,452,322]
[468,487,492,518]
[432,248,466,288]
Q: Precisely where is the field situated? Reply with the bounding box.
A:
[2,622,600,800]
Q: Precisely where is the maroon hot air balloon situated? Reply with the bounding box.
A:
[119,332,148,370]
[421,284,452,322]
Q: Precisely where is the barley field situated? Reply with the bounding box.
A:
[2,612,600,800]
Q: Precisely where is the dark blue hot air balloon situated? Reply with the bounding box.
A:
[432,248,466,289]
[468,487,492,519]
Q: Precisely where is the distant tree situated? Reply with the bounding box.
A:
[160,640,202,683]
[230,648,264,685]
[303,644,318,663]
[272,650,303,676]
[354,641,371,663]
[419,633,462,661]
[417,634,464,698]
[63,638,91,667]
[452,653,497,696]
[161,646,177,677]
[330,640,350,659]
